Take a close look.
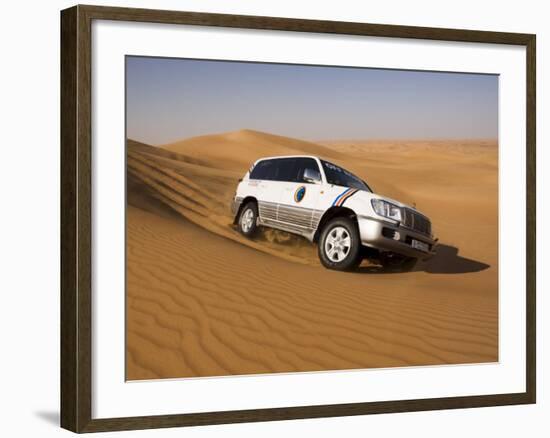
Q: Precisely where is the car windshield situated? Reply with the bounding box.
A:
[321,160,372,192]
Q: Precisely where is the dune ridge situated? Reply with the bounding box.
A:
[162,129,342,170]
[126,130,498,380]
[128,142,318,265]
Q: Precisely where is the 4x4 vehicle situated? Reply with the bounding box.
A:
[232,155,437,271]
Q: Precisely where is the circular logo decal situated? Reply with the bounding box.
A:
[294,186,306,203]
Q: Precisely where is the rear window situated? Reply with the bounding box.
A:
[249,158,298,182]
[249,159,275,180]
[249,157,322,183]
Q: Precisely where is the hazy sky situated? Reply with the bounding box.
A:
[126,56,498,145]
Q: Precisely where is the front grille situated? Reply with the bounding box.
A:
[402,208,431,236]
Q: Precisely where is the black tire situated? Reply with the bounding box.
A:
[380,253,417,272]
[318,217,362,271]
[238,202,259,237]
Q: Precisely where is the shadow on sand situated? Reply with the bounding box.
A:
[357,244,490,275]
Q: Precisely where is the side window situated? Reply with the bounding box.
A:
[273,158,298,182]
[250,160,273,180]
[295,158,321,183]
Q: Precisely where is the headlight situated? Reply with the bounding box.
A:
[371,199,402,221]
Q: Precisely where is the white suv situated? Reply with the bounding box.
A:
[232,155,437,271]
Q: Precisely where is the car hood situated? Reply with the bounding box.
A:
[356,190,424,214]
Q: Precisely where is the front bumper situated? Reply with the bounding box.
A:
[357,215,437,260]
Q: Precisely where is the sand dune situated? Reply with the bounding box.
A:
[162,129,342,170]
[126,130,498,380]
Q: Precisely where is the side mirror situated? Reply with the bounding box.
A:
[303,168,321,184]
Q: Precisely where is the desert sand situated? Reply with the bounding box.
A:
[126,129,498,380]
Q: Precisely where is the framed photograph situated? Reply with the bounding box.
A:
[60,5,536,433]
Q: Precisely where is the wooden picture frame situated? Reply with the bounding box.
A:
[61,4,536,433]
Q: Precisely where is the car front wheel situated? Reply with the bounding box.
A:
[318,217,362,271]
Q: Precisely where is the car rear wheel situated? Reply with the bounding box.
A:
[238,202,259,237]
[318,217,362,271]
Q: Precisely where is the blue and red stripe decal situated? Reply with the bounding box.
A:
[332,188,359,207]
